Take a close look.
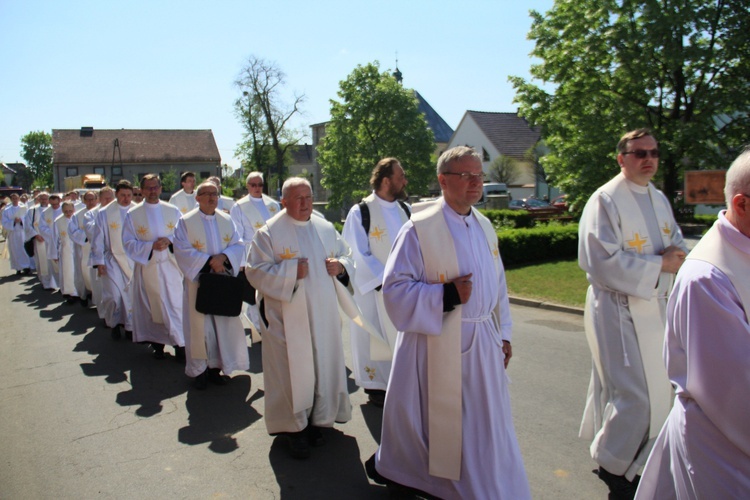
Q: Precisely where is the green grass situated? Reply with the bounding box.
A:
[505,259,588,308]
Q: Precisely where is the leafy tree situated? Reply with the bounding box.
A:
[488,155,522,184]
[234,56,305,190]
[15,167,36,190]
[318,61,435,210]
[160,168,179,193]
[20,131,53,187]
[510,0,750,211]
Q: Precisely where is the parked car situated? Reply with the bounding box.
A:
[550,194,569,210]
[475,182,509,209]
[508,198,565,214]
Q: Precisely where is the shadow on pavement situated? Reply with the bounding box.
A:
[270,428,387,499]
[360,403,384,445]
[178,375,262,453]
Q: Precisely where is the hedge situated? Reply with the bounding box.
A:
[497,224,579,267]
[480,209,535,228]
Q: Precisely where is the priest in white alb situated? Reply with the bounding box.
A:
[1,193,31,274]
[168,171,197,215]
[68,190,99,306]
[174,181,249,389]
[230,171,280,332]
[39,194,63,288]
[25,192,56,289]
[123,174,185,360]
[369,147,530,499]
[578,129,687,497]
[49,201,79,302]
[246,177,353,459]
[85,187,115,319]
[342,157,410,407]
[635,148,750,499]
[91,182,135,339]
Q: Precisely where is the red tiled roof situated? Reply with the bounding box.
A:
[52,129,221,164]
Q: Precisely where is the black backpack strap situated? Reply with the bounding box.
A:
[397,200,411,219]
[358,201,370,235]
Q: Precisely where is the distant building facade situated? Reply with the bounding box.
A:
[52,128,221,194]
[447,111,553,200]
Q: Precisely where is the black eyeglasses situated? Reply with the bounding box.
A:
[443,172,484,181]
[248,183,264,188]
[622,149,660,159]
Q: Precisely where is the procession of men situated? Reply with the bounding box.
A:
[3,139,749,499]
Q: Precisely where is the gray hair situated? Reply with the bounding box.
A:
[725,147,750,207]
[246,172,264,184]
[196,181,219,196]
[437,146,482,174]
[61,200,75,210]
[281,177,312,199]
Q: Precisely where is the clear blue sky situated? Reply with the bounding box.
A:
[0,0,554,171]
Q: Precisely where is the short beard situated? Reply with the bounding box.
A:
[390,187,408,201]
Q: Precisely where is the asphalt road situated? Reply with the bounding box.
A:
[0,257,607,499]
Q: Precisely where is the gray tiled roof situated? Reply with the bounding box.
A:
[467,111,541,159]
[52,129,221,164]
[415,91,454,143]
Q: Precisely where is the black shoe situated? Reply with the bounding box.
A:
[23,268,31,275]
[365,389,386,408]
[286,431,310,459]
[111,325,122,340]
[307,425,325,447]
[152,343,165,359]
[174,345,185,362]
[596,467,639,500]
[193,370,208,390]
[124,330,132,341]
[207,368,228,385]
[65,295,77,304]
[365,454,388,485]
[80,296,89,307]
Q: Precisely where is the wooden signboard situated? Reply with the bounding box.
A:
[684,170,726,205]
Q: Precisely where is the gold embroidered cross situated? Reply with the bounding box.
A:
[269,206,277,213]
[254,222,263,229]
[627,232,648,253]
[662,222,671,236]
[192,239,205,251]
[136,225,149,238]
[109,221,120,230]
[60,231,67,238]
[223,233,232,244]
[278,247,297,260]
[166,221,176,231]
[365,366,376,380]
[370,226,386,241]
[180,208,187,214]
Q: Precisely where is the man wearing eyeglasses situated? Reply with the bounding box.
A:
[578,128,687,498]
[368,146,530,499]
[174,182,248,389]
[230,172,280,331]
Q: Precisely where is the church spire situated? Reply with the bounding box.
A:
[392,52,403,84]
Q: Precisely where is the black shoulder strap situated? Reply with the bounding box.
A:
[398,200,411,219]
[359,201,370,235]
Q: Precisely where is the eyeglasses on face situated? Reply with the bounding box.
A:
[197,192,219,198]
[622,149,660,159]
[443,172,484,181]
[248,182,264,188]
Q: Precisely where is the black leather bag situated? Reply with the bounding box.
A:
[195,273,243,317]
[236,271,256,305]
[24,238,35,258]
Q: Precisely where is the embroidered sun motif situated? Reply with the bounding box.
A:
[109,221,120,230]
[365,366,376,381]
[278,247,298,260]
[626,232,648,253]
[269,206,277,213]
[180,208,187,214]
[254,222,263,229]
[661,222,671,236]
[192,239,205,251]
[136,225,149,238]
[223,233,232,244]
[166,220,176,231]
[60,231,67,238]
[370,226,386,241]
